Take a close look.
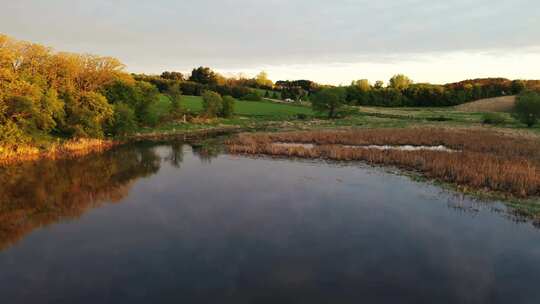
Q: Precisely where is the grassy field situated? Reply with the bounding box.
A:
[142,94,540,135]
[455,95,516,112]
[176,95,313,118]
[356,105,540,131]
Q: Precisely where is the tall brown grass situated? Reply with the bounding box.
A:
[227,129,540,198]
[0,138,116,165]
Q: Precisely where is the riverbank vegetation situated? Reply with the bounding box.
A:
[227,128,540,199]
[0,34,160,154]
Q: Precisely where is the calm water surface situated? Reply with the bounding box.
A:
[1,141,539,303]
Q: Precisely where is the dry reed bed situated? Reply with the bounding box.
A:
[227,129,540,198]
[0,138,117,165]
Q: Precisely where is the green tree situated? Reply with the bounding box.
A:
[134,81,160,126]
[38,88,65,132]
[514,91,540,127]
[189,67,218,85]
[312,87,347,118]
[65,92,113,138]
[374,80,385,89]
[201,90,223,117]
[101,79,160,126]
[221,96,235,118]
[4,95,42,132]
[389,74,413,90]
[166,83,183,117]
[161,71,184,81]
[110,103,137,136]
[511,80,527,94]
[0,120,29,147]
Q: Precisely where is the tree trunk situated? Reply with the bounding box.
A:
[328,106,335,119]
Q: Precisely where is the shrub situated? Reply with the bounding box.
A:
[295,113,309,120]
[202,91,223,117]
[514,91,540,127]
[110,103,137,136]
[241,92,262,101]
[481,112,506,125]
[221,96,235,118]
[230,86,251,99]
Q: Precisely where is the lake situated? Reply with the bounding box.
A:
[1,140,539,303]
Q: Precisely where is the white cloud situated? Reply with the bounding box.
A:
[1,0,539,84]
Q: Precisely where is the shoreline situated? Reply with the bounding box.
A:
[0,126,247,166]
[2,124,540,221]
[0,138,117,166]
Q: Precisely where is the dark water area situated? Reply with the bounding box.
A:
[1,141,540,304]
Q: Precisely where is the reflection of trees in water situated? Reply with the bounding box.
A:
[164,141,184,168]
[0,144,162,250]
[191,140,223,163]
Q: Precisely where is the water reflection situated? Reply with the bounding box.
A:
[1,141,539,253]
[1,141,540,303]
[191,138,224,163]
[0,140,228,251]
[0,143,161,250]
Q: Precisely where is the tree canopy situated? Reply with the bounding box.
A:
[0,33,161,145]
[312,87,347,118]
[514,91,540,127]
[189,67,218,85]
[255,71,273,88]
[389,74,413,90]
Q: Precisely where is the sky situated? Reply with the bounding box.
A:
[1,0,539,85]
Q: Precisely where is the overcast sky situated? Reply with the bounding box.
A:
[1,0,539,84]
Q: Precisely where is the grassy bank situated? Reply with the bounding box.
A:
[0,138,116,165]
[144,94,540,135]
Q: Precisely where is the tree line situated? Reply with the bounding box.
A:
[0,33,170,147]
[134,68,276,101]
[344,75,530,107]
